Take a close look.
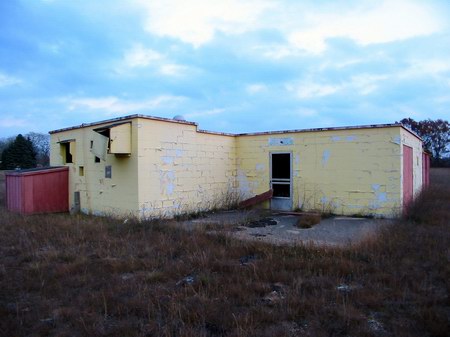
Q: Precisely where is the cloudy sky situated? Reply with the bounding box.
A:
[1,0,449,137]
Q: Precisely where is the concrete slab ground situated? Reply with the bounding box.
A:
[182,210,391,247]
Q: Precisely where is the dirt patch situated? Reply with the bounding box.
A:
[232,215,390,247]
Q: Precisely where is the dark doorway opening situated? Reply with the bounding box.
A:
[271,153,292,210]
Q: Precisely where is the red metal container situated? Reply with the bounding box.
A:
[5,166,69,214]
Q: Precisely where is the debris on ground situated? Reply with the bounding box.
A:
[120,273,135,281]
[336,283,363,293]
[239,254,260,266]
[245,217,278,228]
[262,282,287,306]
[367,313,386,335]
[176,275,196,286]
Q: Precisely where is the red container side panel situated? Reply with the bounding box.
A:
[6,167,69,215]
[403,145,414,211]
[422,152,430,188]
[30,169,69,213]
[6,174,23,213]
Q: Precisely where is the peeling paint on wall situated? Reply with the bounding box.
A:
[391,136,401,145]
[175,149,183,157]
[160,170,175,196]
[237,170,252,198]
[370,184,388,209]
[346,135,357,141]
[268,137,293,146]
[322,150,331,166]
[331,136,341,142]
[162,156,174,165]
[255,163,265,171]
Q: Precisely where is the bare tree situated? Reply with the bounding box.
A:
[25,132,50,167]
[399,118,450,166]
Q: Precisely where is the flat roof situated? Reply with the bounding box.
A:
[49,114,421,140]
[49,114,197,134]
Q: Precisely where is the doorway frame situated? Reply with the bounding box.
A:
[269,151,293,210]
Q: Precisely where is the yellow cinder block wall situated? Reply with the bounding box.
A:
[50,121,140,216]
[135,118,236,218]
[236,127,404,217]
[50,116,424,219]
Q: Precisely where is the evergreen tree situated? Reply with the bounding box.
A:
[1,134,37,170]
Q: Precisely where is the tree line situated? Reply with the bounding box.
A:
[399,118,450,167]
[0,132,50,170]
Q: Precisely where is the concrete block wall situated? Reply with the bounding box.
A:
[50,116,423,219]
[136,118,236,218]
[236,127,404,217]
[50,122,140,216]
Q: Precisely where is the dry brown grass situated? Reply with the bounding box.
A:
[296,214,321,229]
[0,169,449,336]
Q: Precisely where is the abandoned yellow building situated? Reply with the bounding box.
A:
[49,114,428,218]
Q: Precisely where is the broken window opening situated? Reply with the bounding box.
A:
[79,166,84,176]
[272,153,290,179]
[59,140,76,164]
[92,122,131,157]
[272,183,290,198]
[95,156,100,163]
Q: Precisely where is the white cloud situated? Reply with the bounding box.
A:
[288,0,443,54]
[286,72,390,99]
[185,108,226,119]
[349,74,389,95]
[124,44,162,68]
[159,63,189,76]
[64,95,185,115]
[294,108,318,117]
[403,59,450,78]
[133,0,445,57]
[287,82,341,99]
[0,117,28,128]
[0,72,21,87]
[246,83,267,94]
[136,0,273,47]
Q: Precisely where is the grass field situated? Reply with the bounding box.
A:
[0,169,449,336]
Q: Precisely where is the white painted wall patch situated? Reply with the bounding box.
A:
[268,137,293,146]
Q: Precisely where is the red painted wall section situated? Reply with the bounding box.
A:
[6,174,23,212]
[5,167,69,214]
[422,152,430,188]
[403,145,414,211]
